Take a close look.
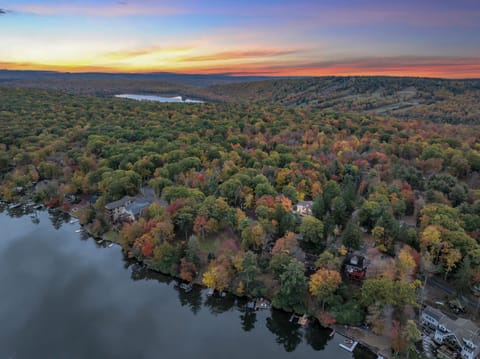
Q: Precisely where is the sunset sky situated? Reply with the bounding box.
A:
[1,0,479,78]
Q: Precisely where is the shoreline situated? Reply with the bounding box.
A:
[80,209,386,358]
[1,198,382,358]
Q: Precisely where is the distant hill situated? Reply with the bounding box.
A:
[0,70,292,87]
[1,71,479,123]
[210,76,480,124]
[0,70,297,102]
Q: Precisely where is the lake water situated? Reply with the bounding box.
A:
[0,205,374,359]
[115,94,204,103]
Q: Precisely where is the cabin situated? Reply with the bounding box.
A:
[293,201,313,216]
[422,306,480,359]
[344,254,368,279]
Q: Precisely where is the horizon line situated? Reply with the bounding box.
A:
[1,68,479,81]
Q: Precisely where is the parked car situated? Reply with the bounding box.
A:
[448,298,466,314]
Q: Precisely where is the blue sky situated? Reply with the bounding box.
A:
[1,0,479,77]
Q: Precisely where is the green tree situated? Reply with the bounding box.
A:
[342,221,362,250]
[240,251,262,296]
[299,216,324,247]
[404,320,422,359]
[273,259,307,312]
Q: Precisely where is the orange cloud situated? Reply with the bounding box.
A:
[182,50,299,62]
[1,56,479,79]
[103,46,195,61]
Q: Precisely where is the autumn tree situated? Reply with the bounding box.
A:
[179,258,197,282]
[202,258,233,292]
[241,223,265,251]
[309,269,341,310]
[397,246,417,281]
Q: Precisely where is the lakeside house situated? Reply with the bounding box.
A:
[105,196,135,222]
[344,254,369,280]
[105,187,160,223]
[421,306,480,359]
[293,201,313,216]
[421,306,444,329]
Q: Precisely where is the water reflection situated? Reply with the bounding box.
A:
[0,209,375,359]
[175,284,203,315]
[266,310,303,352]
[239,309,257,332]
[305,320,330,351]
[48,208,70,229]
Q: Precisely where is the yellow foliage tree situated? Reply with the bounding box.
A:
[397,247,417,281]
[309,269,341,310]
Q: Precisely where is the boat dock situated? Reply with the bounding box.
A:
[254,298,271,310]
[339,335,358,352]
[289,313,310,326]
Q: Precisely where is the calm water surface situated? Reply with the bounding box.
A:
[0,206,373,359]
[115,94,204,103]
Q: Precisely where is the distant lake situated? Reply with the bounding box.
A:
[0,205,374,359]
[115,94,204,103]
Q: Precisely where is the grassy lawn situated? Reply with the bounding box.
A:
[104,230,120,243]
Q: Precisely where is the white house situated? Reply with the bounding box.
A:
[293,201,313,216]
[422,306,480,359]
[420,306,444,329]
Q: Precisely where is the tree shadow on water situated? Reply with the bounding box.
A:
[266,309,302,352]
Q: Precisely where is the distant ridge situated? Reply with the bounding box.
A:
[0,69,302,87]
[0,70,478,123]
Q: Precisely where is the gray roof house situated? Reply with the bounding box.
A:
[420,306,444,329]
[422,306,480,359]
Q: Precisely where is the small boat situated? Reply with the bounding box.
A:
[329,329,335,337]
[69,219,79,224]
[107,243,114,248]
[75,229,82,233]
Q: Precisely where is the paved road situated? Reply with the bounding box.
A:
[427,276,480,310]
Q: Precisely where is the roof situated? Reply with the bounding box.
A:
[105,187,158,212]
[297,201,313,208]
[422,306,445,322]
[125,200,150,216]
[346,254,368,269]
[438,314,480,346]
[105,196,133,210]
